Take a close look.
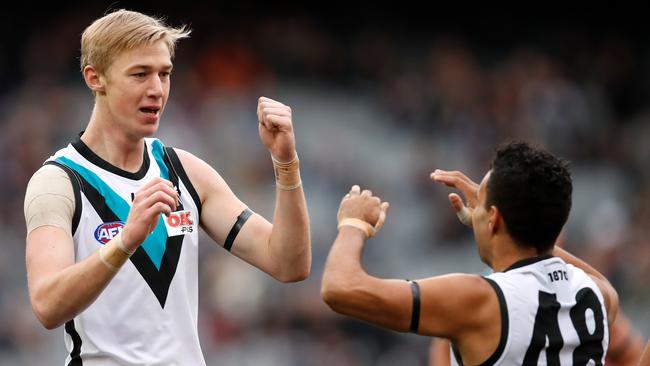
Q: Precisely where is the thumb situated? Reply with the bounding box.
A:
[449,193,473,227]
[374,202,390,233]
[448,193,465,212]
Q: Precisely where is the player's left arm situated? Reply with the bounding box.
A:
[429,338,451,366]
[552,246,619,328]
[606,312,645,366]
[175,97,310,283]
[639,340,650,366]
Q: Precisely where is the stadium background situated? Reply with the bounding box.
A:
[1,3,649,365]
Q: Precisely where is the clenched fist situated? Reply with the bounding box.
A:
[337,185,389,238]
[257,96,297,163]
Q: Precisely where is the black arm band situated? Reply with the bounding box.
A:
[407,279,421,333]
[224,208,253,251]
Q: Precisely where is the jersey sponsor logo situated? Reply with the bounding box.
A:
[165,210,195,236]
[167,210,193,227]
[94,221,125,244]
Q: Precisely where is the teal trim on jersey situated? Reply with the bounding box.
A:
[56,157,131,219]
[55,156,168,270]
[150,139,170,180]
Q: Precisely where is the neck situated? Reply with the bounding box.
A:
[81,105,145,173]
[489,236,543,272]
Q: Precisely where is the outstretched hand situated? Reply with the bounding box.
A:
[430,170,478,227]
[337,185,390,238]
[257,96,296,162]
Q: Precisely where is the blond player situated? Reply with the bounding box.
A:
[24,9,310,365]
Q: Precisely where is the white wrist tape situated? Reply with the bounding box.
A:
[98,232,132,272]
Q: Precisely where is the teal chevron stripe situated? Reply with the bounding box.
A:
[150,139,170,180]
[55,156,167,270]
[56,157,131,219]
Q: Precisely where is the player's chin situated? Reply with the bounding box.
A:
[137,121,159,137]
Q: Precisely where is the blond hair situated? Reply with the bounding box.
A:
[80,9,191,74]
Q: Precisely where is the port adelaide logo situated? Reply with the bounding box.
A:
[94,221,125,244]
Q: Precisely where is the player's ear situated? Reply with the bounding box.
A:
[83,65,106,94]
[488,205,500,235]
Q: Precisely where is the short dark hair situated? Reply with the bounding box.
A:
[486,141,572,253]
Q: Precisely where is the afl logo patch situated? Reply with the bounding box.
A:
[94,221,125,244]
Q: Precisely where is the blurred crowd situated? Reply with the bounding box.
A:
[1,5,649,365]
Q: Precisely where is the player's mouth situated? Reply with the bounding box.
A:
[140,106,160,115]
[139,106,161,121]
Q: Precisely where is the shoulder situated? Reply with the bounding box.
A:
[25,164,76,234]
[567,263,612,298]
[165,148,233,202]
[171,148,221,179]
[568,263,619,323]
[420,274,498,322]
[26,165,73,197]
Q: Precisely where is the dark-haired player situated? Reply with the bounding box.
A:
[322,141,618,365]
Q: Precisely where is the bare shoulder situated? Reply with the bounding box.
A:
[417,274,499,338]
[171,148,224,180]
[170,148,241,208]
[419,273,496,303]
[170,148,228,194]
[170,148,203,171]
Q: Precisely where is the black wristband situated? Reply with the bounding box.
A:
[224,208,253,251]
[407,279,421,333]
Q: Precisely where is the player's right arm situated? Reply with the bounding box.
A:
[25,166,177,329]
[321,186,502,365]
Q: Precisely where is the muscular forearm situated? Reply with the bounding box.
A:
[321,228,410,331]
[321,227,369,311]
[31,250,117,329]
[267,188,311,282]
